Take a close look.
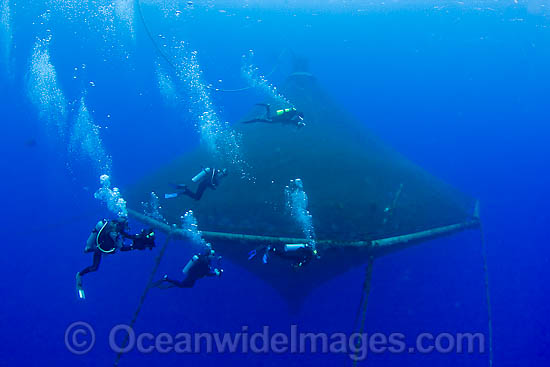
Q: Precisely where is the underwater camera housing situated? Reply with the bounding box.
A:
[132,229,156,250]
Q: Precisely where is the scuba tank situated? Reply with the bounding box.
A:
[182,254,200,274]
[276,107,296,116]
[192,167,212,183]
[284,243,308,252]
[285,243,319,258]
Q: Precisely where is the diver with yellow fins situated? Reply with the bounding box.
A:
[248,243,318,269]
[75,217,156,299]
[164,167,228,201]
[242,103,305,127]
[152,247,223,289]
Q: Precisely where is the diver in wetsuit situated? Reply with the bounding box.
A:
[248,243,318,269]
[165,167,228,201]
[75,217,155,299]
[152,248,223,289]
[242,104,305,127]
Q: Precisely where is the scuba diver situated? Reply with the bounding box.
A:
[248,243,318,269]
[75,217,156,299]
[164,167,228,201]
[242,104,305,127]
[152,248,223,289]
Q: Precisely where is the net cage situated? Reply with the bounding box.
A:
[125,72,479,304]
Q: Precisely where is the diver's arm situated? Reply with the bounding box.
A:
[206,268,222,277]
[119,244,134,251]
[120,231,139,240]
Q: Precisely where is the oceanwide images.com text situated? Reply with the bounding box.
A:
[65,322,486,360]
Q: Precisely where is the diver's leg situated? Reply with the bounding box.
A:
[180,189,200,200]
[242,118,273,124]
[242,118,265,124]
[76,251,101,299]
[193,181,209,200]
[75,272,85,299]
[165,277,194,288]
[179,276,196,288]
[165,184,190,199]
[150,277,178,289]
[79,251,102,276]
[163,278,182,287]
[181,181,208,200]
[178,186,199,200]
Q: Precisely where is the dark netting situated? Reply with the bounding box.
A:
[128,73,473,240]
[126,72,476,305]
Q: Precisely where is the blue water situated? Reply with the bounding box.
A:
[1,1,549,366]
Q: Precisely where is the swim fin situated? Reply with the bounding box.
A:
[248,249,257,260]
[164,192,179,199]
[76,272,85,300]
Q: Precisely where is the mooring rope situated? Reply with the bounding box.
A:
[479,223,494,367]
[113,233,172,367]
[214,48,290,93]
[136,0,178,71]
[136,0,288,93]
[353,255,375,367]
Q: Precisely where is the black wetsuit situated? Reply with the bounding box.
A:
[251,244,315,268]
[79,251,103,277]
[160,253,221,288]
[179,168,226,201]
[243,104,304,126]
[78,221,152,276]
[272,245,314,268]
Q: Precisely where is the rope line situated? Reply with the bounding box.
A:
[136,0,178,71]
[353,255,375,367]
[214,48,290,93]
[136,0,287,93]
[113,233,172,367]
[479,223,494,367]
